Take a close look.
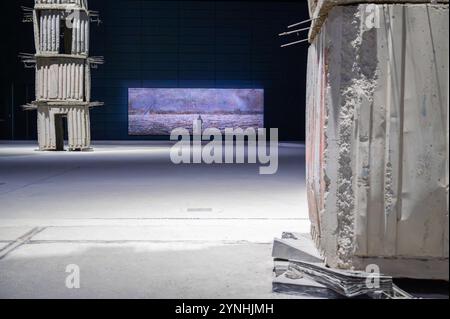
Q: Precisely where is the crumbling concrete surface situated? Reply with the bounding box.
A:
[306,3,449,280]
[307,0,450,41]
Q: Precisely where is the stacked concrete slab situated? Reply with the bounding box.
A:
[306,0,449,279]
[22,0,103,151]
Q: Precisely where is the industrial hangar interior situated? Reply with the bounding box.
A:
[0,0,448,301]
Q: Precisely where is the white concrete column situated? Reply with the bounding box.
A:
[51,13,56,52]
[85,17,89,54]
[71,18,76,54]
[47,13,51,52]
[40,13,44,52]
[56,14,60,53]
[76,18,81,54]
[42,13,47,52]
[58,64,63,99]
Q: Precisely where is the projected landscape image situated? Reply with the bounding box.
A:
[129,88,264,135]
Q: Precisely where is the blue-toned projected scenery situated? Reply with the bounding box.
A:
[128,88,264,135]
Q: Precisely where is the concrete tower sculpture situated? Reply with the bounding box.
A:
[21,0,103,151]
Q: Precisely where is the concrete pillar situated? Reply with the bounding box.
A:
[306,2,449,280]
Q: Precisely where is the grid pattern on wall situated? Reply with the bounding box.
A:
[90,0,308,140]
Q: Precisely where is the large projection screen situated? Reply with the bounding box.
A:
[128,88,264,136]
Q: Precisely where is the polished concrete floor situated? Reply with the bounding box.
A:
[0,141,309,299]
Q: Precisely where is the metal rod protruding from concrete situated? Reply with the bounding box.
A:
[279,26,310,37]
[281,38,309,48]
[287,18,314,29]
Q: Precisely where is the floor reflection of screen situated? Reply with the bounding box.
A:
[128,88,264,136]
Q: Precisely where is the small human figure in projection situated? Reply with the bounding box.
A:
[193,115,204,137]
[197,115,204,126]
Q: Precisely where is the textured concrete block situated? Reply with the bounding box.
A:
[306,3,449,279]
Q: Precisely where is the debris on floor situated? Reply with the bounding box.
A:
[272,232,414,299]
